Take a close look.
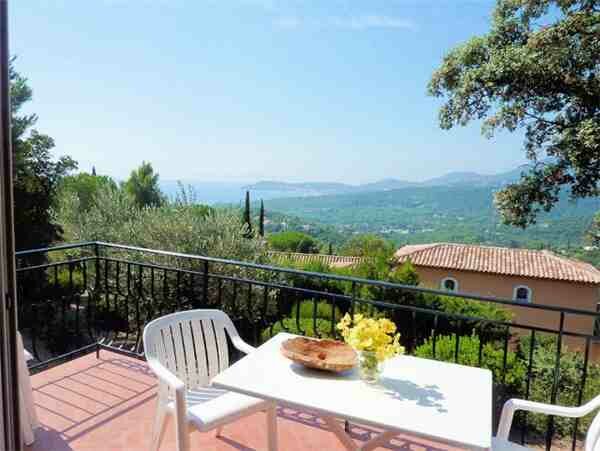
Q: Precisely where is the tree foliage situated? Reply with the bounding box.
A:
[340,234,395,258]
[265,185,600,250]
[259,199,265,237]
[53,183,272,352]
[587,211,600,247]
[429,0,600,227]
[123,161,165,208]
[243,190,252,237]
[59,172,118,213]
[11,60,76,253]
[267,231,321,253]
[58,184,261,262]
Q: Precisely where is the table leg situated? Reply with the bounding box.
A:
[322,416,359,451]
[360,431,398,451]
[322,416,398,451]
[267,405,278,451]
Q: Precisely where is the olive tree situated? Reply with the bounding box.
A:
[57,186,275,345]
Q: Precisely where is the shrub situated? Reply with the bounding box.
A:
[340,234,394,258]
[260,299,339,342]
[267,231,321,253]
[274,260,348,312]
[295,299,342,321]
[343,260,511,350]
[433,295,513,342]
[44,306,92,354]
[261,318,335,342]
[416,333,600,439]
[55,264,85,292]
[415,334,526,396]
[515,334,600,438]
[278,255,513,352]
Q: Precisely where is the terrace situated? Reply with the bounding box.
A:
[16,242,600,450]
[27,351,465,451]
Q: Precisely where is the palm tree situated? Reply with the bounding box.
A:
[123,161,164,208]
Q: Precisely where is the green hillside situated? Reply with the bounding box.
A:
[263,186,599,249]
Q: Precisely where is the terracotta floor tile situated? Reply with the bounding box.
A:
[26,351,467,451]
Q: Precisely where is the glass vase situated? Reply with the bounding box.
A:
[358,350,381,383]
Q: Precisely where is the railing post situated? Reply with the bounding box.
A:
[203,260,209,307]
[432,315,438,359]
[94,242,101,360]
[347,283,356,436]
[501,326,510,385]
[350,281,356,317]
[546,312,565,451]
[572,337,590,451]
[411,310,417,353]
[521,330,536,445]
[93,242,100,293]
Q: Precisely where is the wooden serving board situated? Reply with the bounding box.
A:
[281,337,357,373]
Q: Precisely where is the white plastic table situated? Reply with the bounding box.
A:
[212,333,492,450]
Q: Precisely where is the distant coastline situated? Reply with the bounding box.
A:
[160,164,531,204]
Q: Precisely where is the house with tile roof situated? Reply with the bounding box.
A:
[394,243,600,356]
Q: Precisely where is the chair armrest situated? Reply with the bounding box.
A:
[147,360,189,451]
[231,336,256,355]
[497,399,590,439]
[147,359,186,393]
[23,349,34,362]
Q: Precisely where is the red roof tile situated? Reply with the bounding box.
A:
[268,251,363,269]
[394,243,600,284]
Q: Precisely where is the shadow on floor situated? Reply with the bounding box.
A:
[30,356,156,450]
[278,407,456,451]
[217,435,257,451]
[26,427,73,451]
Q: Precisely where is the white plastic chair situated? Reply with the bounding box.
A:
[143,309,278,451]
[493,395,600,451]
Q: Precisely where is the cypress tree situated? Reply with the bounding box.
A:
[259,199,265,237]
[243,190,252,237]
[328,242,333,255]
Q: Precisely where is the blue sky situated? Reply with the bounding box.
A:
[10,0,527,184]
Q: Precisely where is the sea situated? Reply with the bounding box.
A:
[159,181,299,206]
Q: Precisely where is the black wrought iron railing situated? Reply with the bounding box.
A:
[15,241,600,449]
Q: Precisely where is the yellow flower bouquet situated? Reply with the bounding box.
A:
[337,313,404,382]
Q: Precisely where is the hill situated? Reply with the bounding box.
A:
[245,165,527,196]
[160,165,531,204]
[263,185,599,249]
[247,181,357,194]
[423,165,527,187]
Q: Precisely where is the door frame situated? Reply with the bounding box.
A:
[0,0,22,449]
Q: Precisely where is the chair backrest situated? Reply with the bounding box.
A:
[143,309,239,391]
